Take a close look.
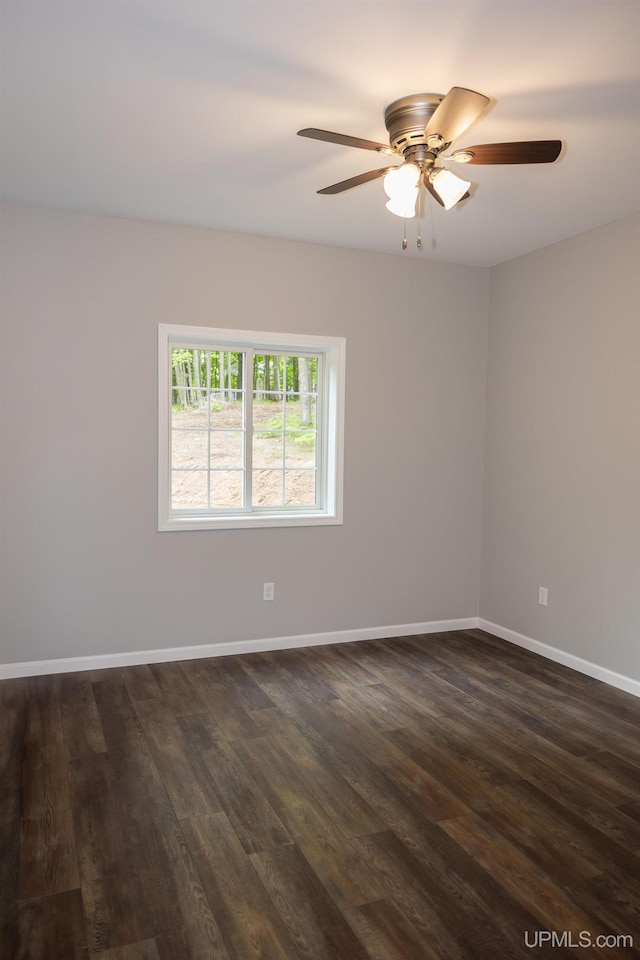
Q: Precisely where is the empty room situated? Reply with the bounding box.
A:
[1,2,639,959]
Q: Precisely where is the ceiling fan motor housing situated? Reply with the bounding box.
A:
[384,94,444,154]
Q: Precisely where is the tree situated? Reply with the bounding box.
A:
[172,349,194,409]
[299,357,312,426]
[273,355,282,399]
[193,348,203,407]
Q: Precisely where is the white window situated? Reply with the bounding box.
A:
[158,325,345,531]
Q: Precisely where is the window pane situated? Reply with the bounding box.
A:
[292,394,316,428]
[210,431,244,469]
[170,347,246,511]
[210,472,243,508]
[252,399,283,429]
[252,469,284,506]
[209,350,245,405]
[173,403,208,429]
[285,470,316,506]
[253,355,286,404]
[285,440,316,471]
[172,430,208,470]
[253,433,283,469]
[209,398,243,428]
[172,470,208,509]
[284,396,316,470]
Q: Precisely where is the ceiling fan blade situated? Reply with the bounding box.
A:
[317,167,395,195]
[424,87,490,145]
[451,140,563,164]
[298,127,390,152]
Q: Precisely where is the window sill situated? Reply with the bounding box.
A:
[158,511,343,532]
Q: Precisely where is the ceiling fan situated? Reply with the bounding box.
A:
[298,87,562,237]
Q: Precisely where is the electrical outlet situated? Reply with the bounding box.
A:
[263,582,275,601]
[538,586,548,607]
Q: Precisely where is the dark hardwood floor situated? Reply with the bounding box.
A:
[2,629,640,959]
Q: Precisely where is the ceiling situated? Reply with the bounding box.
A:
[2,1,640,267]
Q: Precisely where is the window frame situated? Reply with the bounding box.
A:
[158,324,345,531]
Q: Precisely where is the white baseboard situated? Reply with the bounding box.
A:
[3,616,638,699]
[0,617,478,679]
[478,618,640,699]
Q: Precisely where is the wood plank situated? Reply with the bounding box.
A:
[584,750,640,796]
[566,871,640,946]
[148,661,209,716]
[233,735,386,909]
[496,778,640,883]
[0,677,28,960]
[250,843,371,960]
[318,698,470,821]
[618,799,640,823]
[68,753,152,952]
[270,698,385,785]
[394,669,640,848]
[92,674,156,781]
[344,898,443,960]
[450,633,640,765]
[335,679,443,731]
[178,713,291,853]
[17,807,79,900]
[59,671,107,760]
[99,941,161,960]
[179,659,262,740]
[262,647,341,701]
[349,782,549,959]
[89,667,122,682]
[419,640,601,757]
[389,704,521,787]
[181,812,298,960]
[253,706,384,838]
[385,722,525,809]
[113,768,231,960]
[291,643,380,697]
[439,813,617,952]
[121,665,163,702]
[20,676,73,818]
[16,889,87,960]
[134,698,219,820]
[355,830,531,960]
[237,650,329,710]
[205,655,276,710]
[18,677,79,900]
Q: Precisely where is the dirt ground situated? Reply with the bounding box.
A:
[171,400,316,508]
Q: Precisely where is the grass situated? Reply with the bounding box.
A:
[259,403,316,451]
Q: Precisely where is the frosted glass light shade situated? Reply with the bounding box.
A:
[383,162,420,199]
[385,191,418,218]
[383,162,420,218]
[430,167,471,210]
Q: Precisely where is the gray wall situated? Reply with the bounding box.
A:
[0,202,489,665]
[4,203,637,683]
[480,213,640,682]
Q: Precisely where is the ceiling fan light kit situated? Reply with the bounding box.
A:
[298,86,563,249]
[429,167,472,211]
[383,162,421,218]
[385,193,418,219]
